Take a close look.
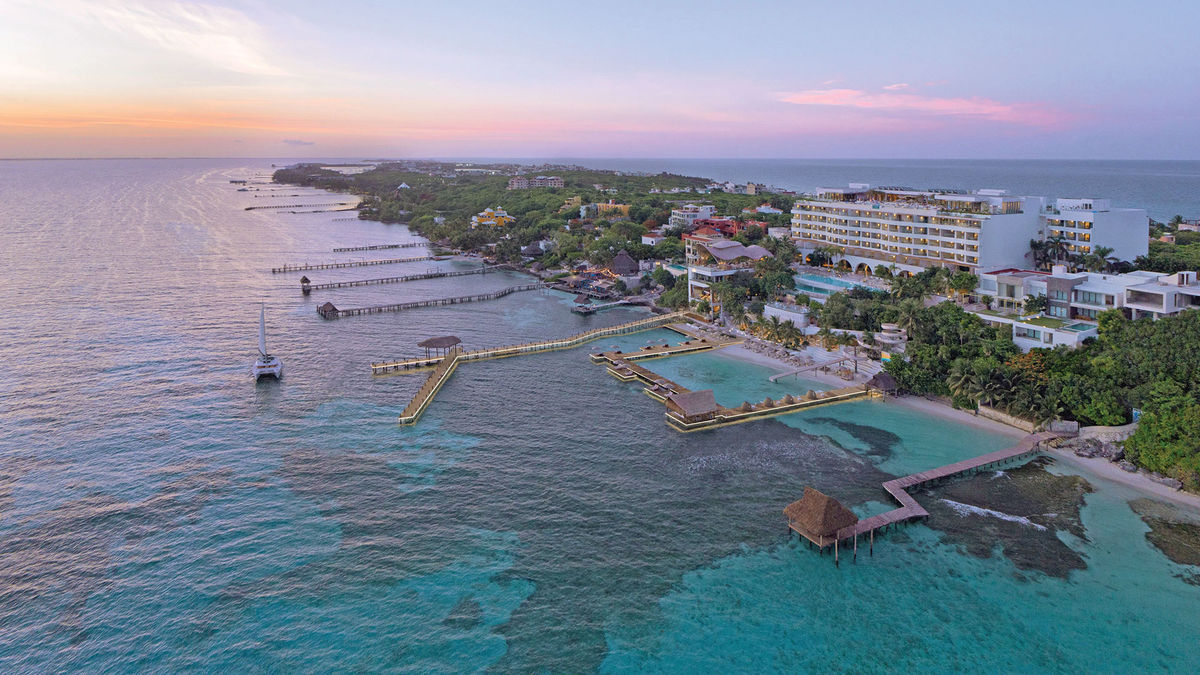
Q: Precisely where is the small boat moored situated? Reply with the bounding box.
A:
[253,302,283,381]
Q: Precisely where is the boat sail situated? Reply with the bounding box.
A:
[252,302,283,380]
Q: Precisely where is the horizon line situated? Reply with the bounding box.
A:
[3,156,1199,162]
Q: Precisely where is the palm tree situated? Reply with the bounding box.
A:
[1028,239,1051,270]
[1045,235,1071,267]
[766,315,783,341]
[947,359,978,400]
[896,298,923,335]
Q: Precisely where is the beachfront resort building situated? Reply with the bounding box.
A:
[507,175,564,189]
[790,184,1149,275]
[791,184,1044,275]
[668,204,716,230]
[1043,198,1148,263]
[470,207,515,228]
[683,231,773,306]
[969,265,1200,350]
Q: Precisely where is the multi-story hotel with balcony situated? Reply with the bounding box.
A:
[1043,198,1148,263]
[790,184,1045,274]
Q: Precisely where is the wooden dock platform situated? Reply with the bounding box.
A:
[371,312,688,373]
[272,256,435,274]
[588,333,739,364]
[380,312,690,425]
[302,266,496,292]
[666,385,877,432]
[320,283,544,318]
[789,431,1061,562]
[590,335,876,432]
[397,349,462,425]
[332,242,427,252]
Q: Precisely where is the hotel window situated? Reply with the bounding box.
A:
[1048,305,1067,317]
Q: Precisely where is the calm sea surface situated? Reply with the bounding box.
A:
[1,158,1199,672]
[519,158,1200,222]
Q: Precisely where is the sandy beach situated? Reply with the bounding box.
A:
[1045,449,1200,513]
[719,343,867,390]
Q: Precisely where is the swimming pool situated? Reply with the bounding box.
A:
[795,273,863,289]
[794,282,834,295]
[1062,322,1096,332]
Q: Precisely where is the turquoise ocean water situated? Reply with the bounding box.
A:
[1,159,1198,671]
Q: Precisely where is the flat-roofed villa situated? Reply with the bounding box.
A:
[970,265,1200,350]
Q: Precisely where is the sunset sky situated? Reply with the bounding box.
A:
[2,0,1198,159]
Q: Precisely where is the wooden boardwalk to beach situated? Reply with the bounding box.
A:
[303,266,496,292]
[272,255,435,274]
[790,431,1060,563]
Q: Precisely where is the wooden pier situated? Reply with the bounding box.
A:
[302,266,496,292]
[272,255,434,274]
[590,334,877,432]
[397,349,463,425]
[332,242,427,252]
[573,299,632,314]
[383,312,690,424]
[319,283,544,318]
[788,431,1061,564]
[245,202,356,210]
[371,312,688,373]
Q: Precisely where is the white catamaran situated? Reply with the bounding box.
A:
[252,302,283,380]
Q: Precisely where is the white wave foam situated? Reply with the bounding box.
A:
[941,499,1047,531]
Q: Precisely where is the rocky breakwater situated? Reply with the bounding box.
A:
[1044,432,1186,491]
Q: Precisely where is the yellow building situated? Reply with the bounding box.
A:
[593,201,631,218]
[559,196,582,213]
[471,207,515,228]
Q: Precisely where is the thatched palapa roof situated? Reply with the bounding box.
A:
[783,487,859,538]
[608,249,639,276]
[867,372,899,393]
[665,390,720,419]
[418,336,462,349]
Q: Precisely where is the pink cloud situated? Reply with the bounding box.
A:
[778,88,1070,127]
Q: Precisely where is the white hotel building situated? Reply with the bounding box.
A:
[790,185,1147,274]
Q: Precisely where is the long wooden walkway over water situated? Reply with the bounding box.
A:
[790,431,1060,564]
[376,312,688,373]
[321,283,544,319]
[272,255,435,274]
[303,266,496,292]
[397,349,463,425]
[246,202,356,210]
[332,242,427,252]
[389,313,689,423]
